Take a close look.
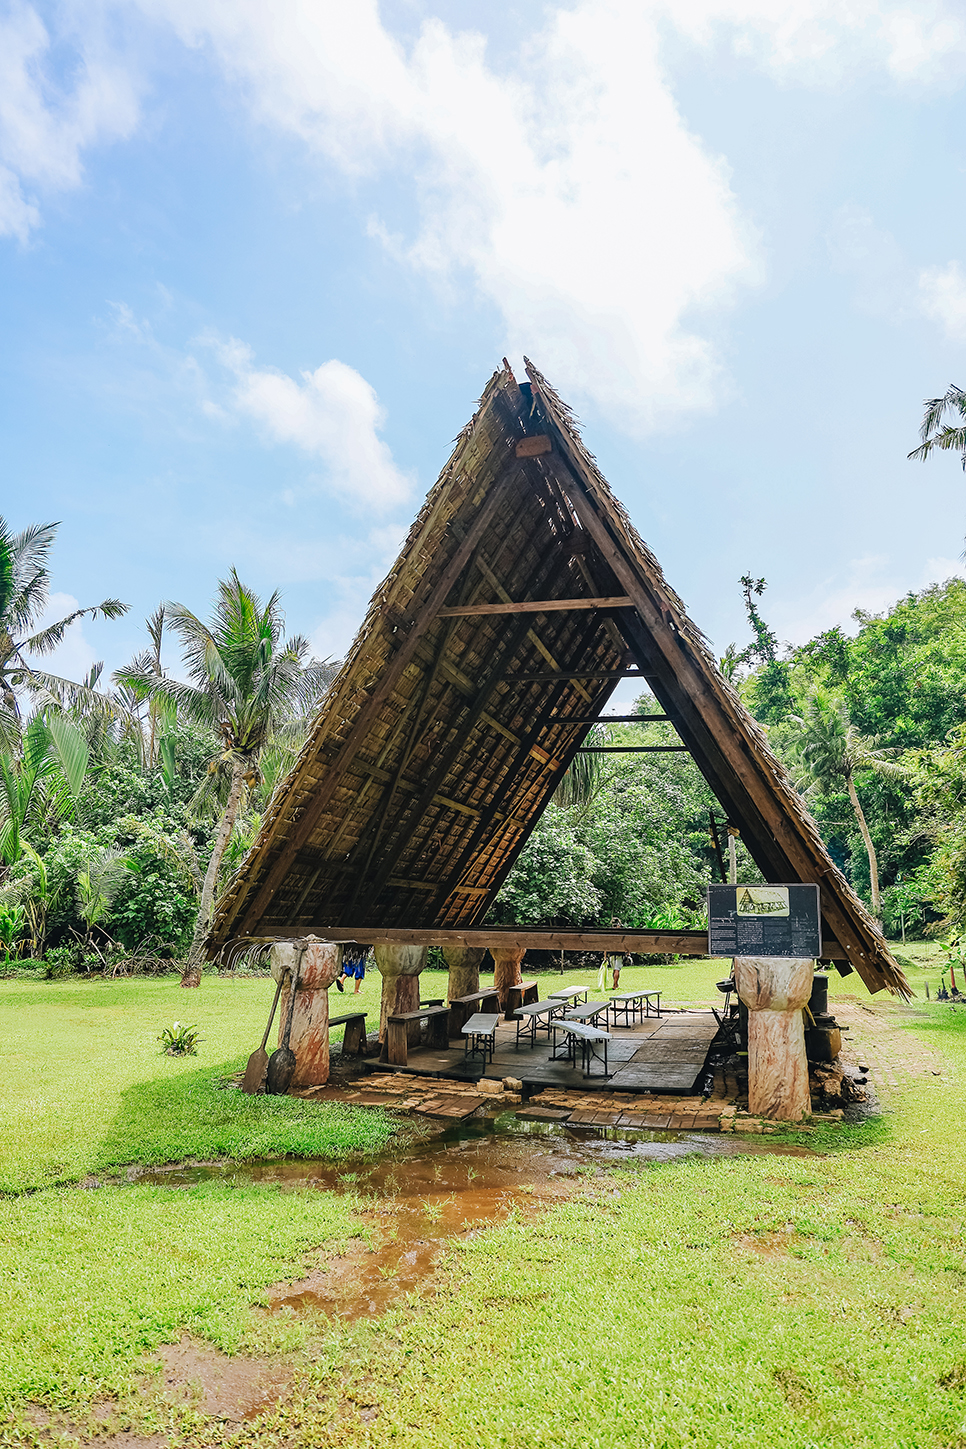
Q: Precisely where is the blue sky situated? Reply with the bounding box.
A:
[4,0,966,712]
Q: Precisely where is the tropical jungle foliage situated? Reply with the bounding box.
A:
[9,460,966,976]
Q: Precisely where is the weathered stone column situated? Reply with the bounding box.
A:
[374,944,428,1041]
[270,936,341,1088]
[491,947,526,1012]
[733,956,814,1121]
[442,946,486,1002]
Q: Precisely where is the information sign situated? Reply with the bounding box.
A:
[706,883,822,960]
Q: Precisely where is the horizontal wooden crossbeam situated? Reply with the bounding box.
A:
[437,595,633,617]
[509,670,652,682]
[223,924,847,960]
[576,746,688,753]
[558,715,669,723]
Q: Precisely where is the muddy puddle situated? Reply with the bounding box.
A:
[136,1111,811,1325]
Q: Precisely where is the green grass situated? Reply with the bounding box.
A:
[0,1180,362,1414]
[225,997,966,1449]
[0,976,396,1192]
[4,957,966,1447]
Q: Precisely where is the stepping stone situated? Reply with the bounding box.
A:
[515,1106,572,1122]
[415,1095,487,1118]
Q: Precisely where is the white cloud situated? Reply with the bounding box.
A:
[0,2,139,240]
[25,592,98,686]
[134,0,966,432]
[206,335,412,510]
[772,552,966,645]
[919,261,966,341]
[664,0,966,86]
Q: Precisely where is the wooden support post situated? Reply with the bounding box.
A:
[374,944,428,1042]
[442,945,486,1003]
[491,946,526,1012]
[733,956,814,1121]
[270,937,340,1088]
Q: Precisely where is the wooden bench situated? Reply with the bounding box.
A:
[448,987,500,1038]
[504,979,539,1020]
[329,1010,367,1056]
[383,1004,450,1066]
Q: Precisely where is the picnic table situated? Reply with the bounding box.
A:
[462,1011,500,1065]
[608,989,662,1027]
[563,1000,609,1028]
[549,985,592,1008]
[551,1019,612,1078]
[448,987,501,1038]
[513,998,565,1049]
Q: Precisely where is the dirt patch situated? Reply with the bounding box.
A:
[151,1336,295,1421]
[835,997,946,1100]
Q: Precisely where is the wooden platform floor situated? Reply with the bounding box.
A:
[378,1010,721,1095]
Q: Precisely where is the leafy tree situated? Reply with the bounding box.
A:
[118,570,332,986]
[784,689,904,922]
[733,575,794,723]
[908,385,966,470]
[0,517,127,747]
[0,713,90,866]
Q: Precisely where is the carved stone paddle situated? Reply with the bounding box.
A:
[240,977,284,1095]
[265,969,298,1095]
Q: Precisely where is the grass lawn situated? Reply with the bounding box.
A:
[4,949,966,1447]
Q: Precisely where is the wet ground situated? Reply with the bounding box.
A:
[138,1109,814,1326]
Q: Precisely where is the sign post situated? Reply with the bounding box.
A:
[707,884,820,1122]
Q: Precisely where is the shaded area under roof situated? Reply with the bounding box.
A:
[208,361,909,998]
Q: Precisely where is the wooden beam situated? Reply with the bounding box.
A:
[223,924,848,960]
[515,435,552,457]
[575,746,688,753]
[437,595,633,617]
[558,715,669,723]
[510,669,651,682]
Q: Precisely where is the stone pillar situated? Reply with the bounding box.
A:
[374,944,428,1041]
[491,947,526,1012]
[442,946,486,1002]
[270,936,341,1088]
[733,956,814,1121]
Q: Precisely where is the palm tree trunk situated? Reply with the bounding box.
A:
[181,757,245,988]
[846,771,881,923]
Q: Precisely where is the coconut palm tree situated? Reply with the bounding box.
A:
[785,689,904,924]
[0,517,128,747]
[908,385,966,470]
[118,570,333,986]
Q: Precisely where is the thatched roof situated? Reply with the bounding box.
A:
[208,361,908,997]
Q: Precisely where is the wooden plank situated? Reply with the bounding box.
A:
[227,923,846,959]
[576,746,689,753]
[515,1105,572,1122]
[437,596,633,617]
[509,670,651,682]
[515,435,552,457]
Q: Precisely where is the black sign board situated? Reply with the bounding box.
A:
[707,883,822,959]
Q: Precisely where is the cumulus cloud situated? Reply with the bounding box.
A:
[919,261,966,341]
[207,336,412,510]
[664,0,966,85]
[772,553,966,645]
[0,2,139,241]
[25,592,99,684]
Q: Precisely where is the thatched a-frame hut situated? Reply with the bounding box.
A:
[208,361,908,999]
